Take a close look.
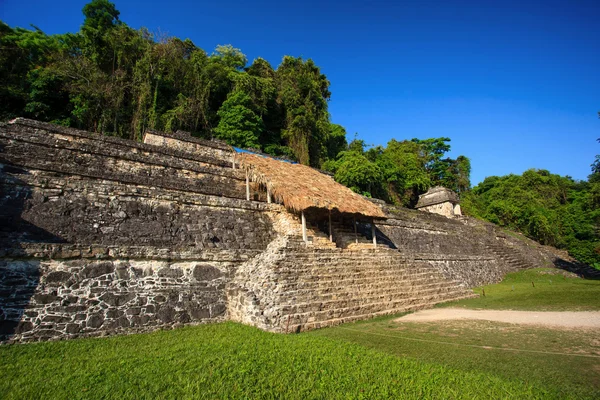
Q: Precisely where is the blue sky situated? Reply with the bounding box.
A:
[1,0,599,184]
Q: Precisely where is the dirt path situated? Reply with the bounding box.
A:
[396,308,600,329]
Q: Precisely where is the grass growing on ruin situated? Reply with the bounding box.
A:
[312,316,600,399]
[440,267,600,311]
[0,322,582,400]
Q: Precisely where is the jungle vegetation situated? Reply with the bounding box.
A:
[0,0,598,265]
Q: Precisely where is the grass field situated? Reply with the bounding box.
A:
[439,267,600,311]
[1,268,599,399]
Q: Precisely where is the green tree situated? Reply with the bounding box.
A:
[324,150,384,198]
[375,139,431,206]
[213,90,263,149]
[276,56,331,167]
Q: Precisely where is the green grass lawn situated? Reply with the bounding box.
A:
[311,317,600,399]
[1,268,599,399]
[439,267,600,311]
[0,321,583,400]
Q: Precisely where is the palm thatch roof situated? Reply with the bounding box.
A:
[238,153,385,218]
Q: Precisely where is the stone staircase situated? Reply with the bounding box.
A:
[485,240,533,271]
[228,231,478,333]
[329,221,391,250]
[303,223,338,249]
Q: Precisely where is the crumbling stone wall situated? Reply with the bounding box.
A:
[0,167,273,249]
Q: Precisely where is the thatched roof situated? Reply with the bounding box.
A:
[239,153,385,218]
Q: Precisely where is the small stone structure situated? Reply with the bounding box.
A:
[415,186,462,217]
[0,119,569,343]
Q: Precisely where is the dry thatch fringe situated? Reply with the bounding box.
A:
[239,153,385,218]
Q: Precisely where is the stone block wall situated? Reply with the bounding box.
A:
[0,249,255,343]
[0,167,274,249]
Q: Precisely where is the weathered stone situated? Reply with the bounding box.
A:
[66,323,81,334]
[115,265,130,280]
[99,292,135,307]
[33,294,59,304]
[157,267,183,278]
[43,315,71,323]
[45,271,71,284]
[190,307,210,319]
[87,314,105,328]
[81,262,114,279]
[156,306,175,323]
[193,264,223,281]
[126,307,141,316]
[211,303,226,317]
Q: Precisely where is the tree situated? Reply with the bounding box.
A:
[375,139,431,206]
[591,138,600,176]
[276,56,331,167]
[325,123,348,160]
[324,150,384,198]
[462,168,600,266]
[81,0,121,72]
[213,90,263,149]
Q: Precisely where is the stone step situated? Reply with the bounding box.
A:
[268,274,453,293]
[270,274,451,293]
[278,287,467,315]
[271,257,439,269]
[273,250,411,260]
[292,293,480,332]
[270,267,444,281]
[276,282,464,304]
[283,290,476,327]
[270,269,446,284]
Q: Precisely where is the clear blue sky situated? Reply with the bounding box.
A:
[2,0,599,184]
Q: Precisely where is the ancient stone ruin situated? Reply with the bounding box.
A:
[416,186,462,217]
[0,119,571,343]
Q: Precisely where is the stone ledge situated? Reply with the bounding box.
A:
[409,253,496,262]
[0,126,243,180]
[0,243,263,262]
[0,167,279,212]
[5,118,232,169]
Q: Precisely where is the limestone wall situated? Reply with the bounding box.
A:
[0,254,242,343]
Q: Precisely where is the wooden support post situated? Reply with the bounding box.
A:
[232,154,236,169]
[372,220,377,249]
[328,210,333,242]
[301,212,307,243]
[267,186,271,204]
[245,171,250,201]
[353,216,358,244]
